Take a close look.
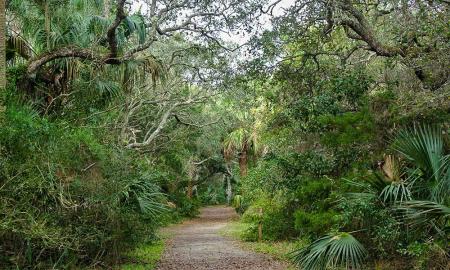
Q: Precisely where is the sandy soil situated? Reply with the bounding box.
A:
[156,206,289,270]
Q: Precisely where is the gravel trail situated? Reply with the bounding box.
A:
[156,206,288,270]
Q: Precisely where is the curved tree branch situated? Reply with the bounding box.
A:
[27,47,97,75]
[338,0,405,57]
[27,0,128,77]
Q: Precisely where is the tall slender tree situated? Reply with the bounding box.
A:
[223,128,259,177]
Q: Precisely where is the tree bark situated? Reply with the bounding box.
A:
[0,0,6,89]
[126,102,179,148]
[187,179,193,199]
[339,0,405,57]
[226,175,232,205]
[239,147,248,177]
[27,47,96,76]
[106,0,126,60]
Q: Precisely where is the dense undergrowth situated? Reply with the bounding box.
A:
[0,94,188,268]
[229,72,449,269]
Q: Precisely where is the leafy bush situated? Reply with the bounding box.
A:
[293,178,337,238]
[338,195,401,258]
[294,210,337,238]
[241,195,296,241]
[319,110,375,147]
[0,104,167,268]
[168,192,201,218]
[232,195,247,215]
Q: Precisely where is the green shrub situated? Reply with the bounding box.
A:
[292,178,337,238]
[294,210,337,238]
[338,195,401,258]
[319,109,375,147]
[0,104,167,268]
[241,195,296,241]
[291,151,337,177]
[168,192,200,218]
[295,178,333,208]
[232,195,247,215]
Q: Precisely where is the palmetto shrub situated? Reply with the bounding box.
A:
[291,124,449,269]
[291,232,367,270]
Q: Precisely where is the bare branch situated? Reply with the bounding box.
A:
[125,95,212,148]
[193,158,209,165]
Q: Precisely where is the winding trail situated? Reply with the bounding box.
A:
[156,206,288,270]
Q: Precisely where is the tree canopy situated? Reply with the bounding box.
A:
[0,0,449,269]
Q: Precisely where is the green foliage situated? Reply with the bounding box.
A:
[3,0,449,268]
[239,158,285,199]
[292,151,337,177]
[0,104,168,268]
[294,210,337,238]
[295,178,333,207]
[168,192,201,218]
[329,69,371,107]
[232,195,246,214]
[291,232,367,270]
[241,195,296,241]
[293,178,337,238]
[395,200,449,238]
[392,125,449,203]
[319,110,376,147]
[119,240,165,270]
[198,179,227,205]
[397,241,449,270]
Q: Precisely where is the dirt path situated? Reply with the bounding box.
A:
[156,206,288,270]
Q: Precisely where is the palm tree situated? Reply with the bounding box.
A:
[0,0,5,90]
[5,0,161,112]
[223,127,259,177]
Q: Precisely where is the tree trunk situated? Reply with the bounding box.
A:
[239,149,248,177]
[0,0,6,89]
[187,179,193,199]
[226,175,232,205]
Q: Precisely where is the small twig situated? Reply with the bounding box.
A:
[81,162,96,172]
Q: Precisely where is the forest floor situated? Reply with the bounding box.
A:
[155,206,289,270]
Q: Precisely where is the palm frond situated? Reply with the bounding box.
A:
[342,177,379,201]
[395,200,449,236]
[7,34,33,61]
[223,128,249,161]
[379,170,420,203]
[393,125,442,180]
[121,178,167,217]
[382,154,403,181]
[291,232,367,270]
[122,14,147,44]
[367,172,390,194]
[94,79,121,99]
[380,181,412,203]
[392,125,448,203]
